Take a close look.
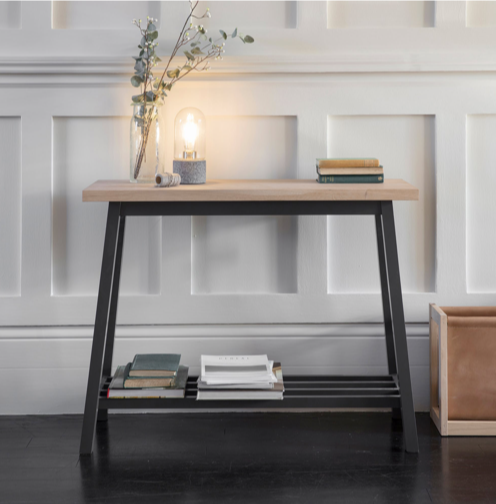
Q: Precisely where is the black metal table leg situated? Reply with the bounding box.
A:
[380,201,419,453]
[375,214,401,421]
[80,203,121,455]
[97,215,126,423]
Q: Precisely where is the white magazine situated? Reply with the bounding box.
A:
[201,355,277,385]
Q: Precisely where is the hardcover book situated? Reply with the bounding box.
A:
[317,158,380,168]
[317,174,383,184]
[124,376,174,388]
[129,353,181,377]
[317,166,384,176]
[109,365,189,398]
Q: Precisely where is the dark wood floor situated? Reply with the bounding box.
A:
[1,412,495,503]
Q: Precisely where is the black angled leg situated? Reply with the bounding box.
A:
[375,214,401,420]
[97,215,126,423]
[80,203,121,455]
[381,201,419,453]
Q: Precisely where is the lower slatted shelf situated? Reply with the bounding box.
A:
[98,375,401,410]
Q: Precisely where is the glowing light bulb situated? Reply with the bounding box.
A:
[182,114,199,159]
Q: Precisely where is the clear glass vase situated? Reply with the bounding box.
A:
[130,102,161,183]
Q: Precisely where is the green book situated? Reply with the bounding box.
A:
[129,354,181,378]
[109,365,189,398]
[317,174,384,184]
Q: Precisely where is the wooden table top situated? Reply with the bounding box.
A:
[83,179,419,203]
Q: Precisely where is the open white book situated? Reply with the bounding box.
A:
[200,355,277,385]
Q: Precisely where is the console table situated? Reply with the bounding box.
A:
[80,179,420,455]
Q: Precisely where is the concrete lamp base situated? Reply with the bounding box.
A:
[173,160,206,185]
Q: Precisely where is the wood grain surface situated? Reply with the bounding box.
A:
[83,179,419,202]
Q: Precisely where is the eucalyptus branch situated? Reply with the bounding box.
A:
[129,4,255,179]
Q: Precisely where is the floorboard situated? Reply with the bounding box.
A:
[0,412,495,504]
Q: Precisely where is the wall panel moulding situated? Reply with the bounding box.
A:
[327,115,436,295]
[52,116,161,296]
[193,115,298,295]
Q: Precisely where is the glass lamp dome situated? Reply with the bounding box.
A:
[174,107,206,161]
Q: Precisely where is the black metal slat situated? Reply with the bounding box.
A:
[284,382,397,389]
[100,374,401,409]
[283,375,395,382]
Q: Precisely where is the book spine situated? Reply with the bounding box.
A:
[317,158,380,168]
[316,166,384,176]
[317,174,384,184]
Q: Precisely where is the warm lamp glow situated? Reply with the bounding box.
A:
[182,114,199,158]
[174,107,206,161]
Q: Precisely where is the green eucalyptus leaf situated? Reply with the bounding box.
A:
[132,94,144,103]
[191,47,204,55]
[146,90,156,101]
[232,28,237,38]
[220,30,227,40]
[184,50,195,60]
[149,30,158,41]
[198,26,206,34]
[148,23,156,31]
[182,65,192,71]
[134,60,144,71]
[132,56,141,61]
[131,75,143,87]
[155,56,162,62]
[167,68,180,78]
[244,35,254,43]
[140,36,146,46]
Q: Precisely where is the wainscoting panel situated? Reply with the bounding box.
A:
[327,115,436,294]
[466,1,496,27]
[327,1,435,29]
[201,1,297,29]
[0,117,21,296]
[192,116,298,294]
[52,116,161,296]
[52,1,161,30]
[467,115,496,293]
[0,2,21,29]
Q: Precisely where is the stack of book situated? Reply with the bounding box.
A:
[107,353,188,399]
[316,158,384,184]
[197,355,284,400]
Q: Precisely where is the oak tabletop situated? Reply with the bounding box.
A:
[82,179,419,203]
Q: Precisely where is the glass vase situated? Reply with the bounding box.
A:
[130,102,161,183]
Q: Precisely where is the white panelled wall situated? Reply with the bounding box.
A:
[1,1,496,413]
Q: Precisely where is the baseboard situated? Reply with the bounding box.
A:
[0,323,429,414]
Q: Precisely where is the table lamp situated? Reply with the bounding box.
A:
[173,107,206,184]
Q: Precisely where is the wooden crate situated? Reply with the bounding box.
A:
[430,304,496,436]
